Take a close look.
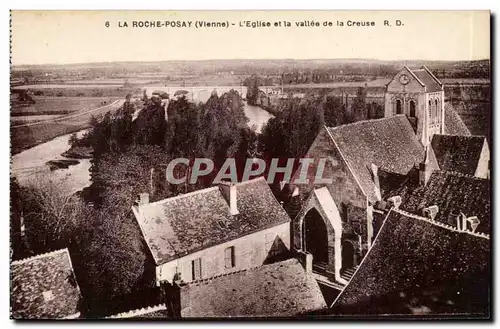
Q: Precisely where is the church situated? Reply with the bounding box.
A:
[288,66,490,287]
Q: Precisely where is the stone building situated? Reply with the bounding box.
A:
[288,65,488,288]
[132,177,291,286]
[384,66,445,146]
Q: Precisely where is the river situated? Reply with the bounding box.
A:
[11,130,91,196]
[11,89,274,195]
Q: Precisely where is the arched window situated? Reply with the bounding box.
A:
[435,99,439,123]
[409,100,416,117]
[428,100,432,123]
[396,99,402,114]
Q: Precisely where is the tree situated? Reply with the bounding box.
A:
[351,86,368,121]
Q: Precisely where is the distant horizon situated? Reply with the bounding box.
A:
[11,57,491,69]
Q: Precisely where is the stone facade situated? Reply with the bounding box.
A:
[384,66,445,146]
[289,128,369,282]
[155,222,290,285]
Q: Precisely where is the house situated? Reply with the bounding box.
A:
[330,208,490,318]
[10,249,82,319]
[132,177,291,286]
[171,258,327,318]
[431,134,490,178]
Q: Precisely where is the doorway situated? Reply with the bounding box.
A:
[303,208,329,265]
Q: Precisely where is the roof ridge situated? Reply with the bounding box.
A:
[394,209,490,240]
[436,170,488,181]
[141,186,220,207]
[106,303,167,319]
[186,268,251,286]
[11,248,69,265]
[433,133,485,139]
[184,259,298,287]
[327,115,406,131]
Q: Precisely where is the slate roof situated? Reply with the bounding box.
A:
[179,258,327,318]
[387,170,491,234]
[411,68,443,93]
[431,134,487,176]
[11,249,82,319]
[133,177,291,265]
[332,209,490,317]
[444,103,471,136]
[327,115,438,203]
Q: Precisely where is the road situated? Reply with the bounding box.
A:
[12,99,124,128]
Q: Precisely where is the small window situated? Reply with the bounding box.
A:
[192,258,202,280]
[225,246,235,269]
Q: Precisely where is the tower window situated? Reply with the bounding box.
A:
[428,100,432,123]
[396,99,402,114]
[409,100,416,117]
[435,99,439,122]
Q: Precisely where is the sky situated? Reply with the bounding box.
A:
[11,10,490,66]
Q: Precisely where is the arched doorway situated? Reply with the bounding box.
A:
[409,100,416,117]
[396,99,402,114]
[341,240,355,270]
[303,208,329,265]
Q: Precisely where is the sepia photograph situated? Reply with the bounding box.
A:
[9,10,491,320]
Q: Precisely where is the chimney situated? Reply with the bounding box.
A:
[297,250,313,274]
[219,182,239,216]
[387,195,402,209]
[419,146,434,186]
[422,205,439,220]
[457,212,480,233]
[369,163,381,201]
[139,193,149,206]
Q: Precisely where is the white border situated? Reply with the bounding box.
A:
[2,1,497,328]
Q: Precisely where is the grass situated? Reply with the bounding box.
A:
[11,98,123,155]
[11,97,120,116]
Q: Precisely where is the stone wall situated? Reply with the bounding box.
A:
[156,222,291,285]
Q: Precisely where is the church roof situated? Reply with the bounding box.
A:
[387,170,491,235]
[410,68,443,93]
[331,209,490,318]
[431,134,487,176]
[326,115,438,203]
[179,258,327,318]
[444,103,471,136]
[133,177,290,265]
[11,249,82,319]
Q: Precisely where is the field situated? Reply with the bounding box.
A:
[11,96,120,117]
[11,97,124,154]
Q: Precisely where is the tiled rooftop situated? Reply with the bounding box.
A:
[332,209,490,317]
[11,249,82,319]
[327,115,437,203]
[411,68,443,93]
[431,134,487,176]
[180,258,327,317]
[444,103,471,136]
[134,177,291,265]
[387,170,490,234]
